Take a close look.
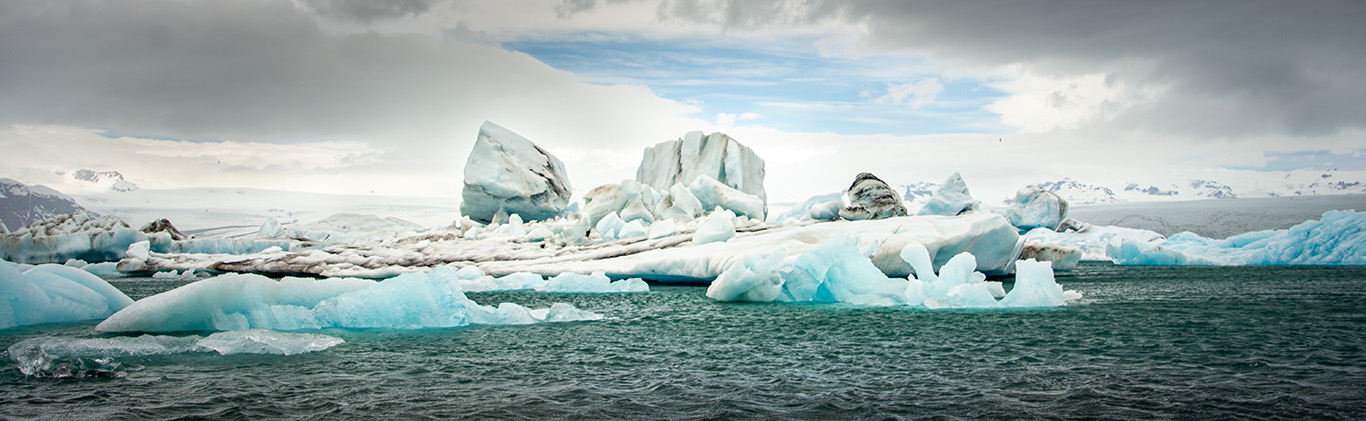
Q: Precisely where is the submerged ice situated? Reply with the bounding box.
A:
[96,267,603,333]
[8,329,343,378]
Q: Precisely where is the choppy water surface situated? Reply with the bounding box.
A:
[3,264,1365,419]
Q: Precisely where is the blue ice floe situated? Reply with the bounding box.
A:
[1110,210,1366,265]
[707,237,1081,308]
[8,329,344,378]
[95,267,603,333]
[1,259,134,330]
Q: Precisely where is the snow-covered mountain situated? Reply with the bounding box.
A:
[70,169,139,192]
[0,178,88,232]
[1033,178,1122,205]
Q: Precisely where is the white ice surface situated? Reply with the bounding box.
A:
[1,260,134,330]
[535,271,649,293]
[1005,186,1068,231]
[95,267,603,333]
[635,131,767,207]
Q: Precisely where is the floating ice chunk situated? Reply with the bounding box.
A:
[1005,185,1069,231]
[707,248,786,302]
[96,267,601,332]
[8,329,343,378]
[777,237,908,306]
[998,259,1083,307]
[689,176,766,220]
[257,218,284,239]
[594,212,628,240]
[692,209,737,245]
[1,260,134,330]
[0,212,148,264]
[583,180,659,226]
[536,271,649,293]
[1109,210,1366,265]
[460,121,573,223]
[917,172,981,216]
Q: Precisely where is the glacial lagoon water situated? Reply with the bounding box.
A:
[2,264,1364,419]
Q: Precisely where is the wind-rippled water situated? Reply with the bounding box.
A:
[3,264,1365,419]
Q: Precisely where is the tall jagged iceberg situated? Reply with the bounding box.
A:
[461,121,573,224]
[635,131,767,216]
[917,172,981,216]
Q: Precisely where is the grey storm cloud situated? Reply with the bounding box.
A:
[651,0,1366,137]
[301,0,434,23]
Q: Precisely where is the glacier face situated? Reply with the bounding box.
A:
[460,121,573,224]
[95,267,603,333]
[0,259,134,330]
[635,131,767,211]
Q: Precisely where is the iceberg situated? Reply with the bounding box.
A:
[96,267,603,333]
[1005,185,1069,231]
[771,192,843,225]
[917,172,981,216]
[8,329,343,378]
[0,212,148,264]
[1109,210,1366,265]
[460,121,573,224]
[688,176,766,221]
[692,209,738,245]
[582,180,659,226]
[635,130,767,209]
[1,259,134,330]
[707,238,1081,308]
[839,173,908,221]
[535,271,649,293]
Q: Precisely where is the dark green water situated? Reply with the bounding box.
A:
[2,264,1365,419]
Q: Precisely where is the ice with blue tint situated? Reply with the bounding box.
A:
[454,265,546,292]
[1,259,134,330]
[771,192,843,224]
[9,329,343,378]
[1005,185,1068,231]
[692,209,737,244]
[707,238,1081,309]
[95,267,602,333]
[1110,210,1366,265]
[916,172,981,216]
[535,271,649,293]
[688,176,766,221]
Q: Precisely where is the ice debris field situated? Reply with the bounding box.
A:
[3,121,1364,377]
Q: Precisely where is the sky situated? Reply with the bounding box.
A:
[1,0,1363,203]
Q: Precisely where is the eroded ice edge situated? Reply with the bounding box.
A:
[7,329,344,378]
[1,260,133,330]
[95,267,604,333]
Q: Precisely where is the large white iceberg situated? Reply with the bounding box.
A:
[96,267,602,333]
[460,121,573,223]
[1005,185,1069,231]
[1,259,134,330]
[917,172,981,216]
[1110,210,1366,265]
[8,329,343,378]
[635,131,767,212]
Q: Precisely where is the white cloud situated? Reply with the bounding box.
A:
[715,112,763,127]
[868,79,943,109]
